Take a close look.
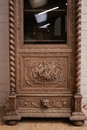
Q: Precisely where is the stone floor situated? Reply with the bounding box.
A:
[0,108,87,130]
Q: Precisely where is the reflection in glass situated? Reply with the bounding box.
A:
[24,0,67,44]
[54,17,61,36]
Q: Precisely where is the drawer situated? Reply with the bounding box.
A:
[17,96,72,110]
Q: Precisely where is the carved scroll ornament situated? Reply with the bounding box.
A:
[18,98,71,108]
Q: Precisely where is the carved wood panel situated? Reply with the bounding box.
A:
[17,97,72,109]
[24,58,67,87]
[16,51,75,94]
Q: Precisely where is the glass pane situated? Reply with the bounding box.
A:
[24,0,67,44]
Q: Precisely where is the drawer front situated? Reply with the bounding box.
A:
[17,96,72,112]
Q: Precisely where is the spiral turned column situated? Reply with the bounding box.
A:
[75,0,81,95]
[9,0,16,95]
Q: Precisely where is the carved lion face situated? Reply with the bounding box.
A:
[41,99,49,107]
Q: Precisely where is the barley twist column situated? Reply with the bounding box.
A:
[70,1,86,125]
[75,0,81,95]
[9,0,16,95]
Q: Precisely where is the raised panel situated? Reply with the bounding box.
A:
[24,57,67,87]
[17,55,69,93]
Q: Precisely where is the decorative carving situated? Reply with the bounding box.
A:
[19,45,72,50]
[18,100,40,108]
[18,89,73,94]
[18,98,71,108]
[9,0,16,94]
[26,60,56,83]
[24,59,66,86]
[18,109,71,113]
[41,99,50,108]
[72,112,84,116]
[19,52,71,56]
[75,0,81,95]
[74,94,82,112]
[9,98,15,111]
[75,99,81,111]
[8,95,17,111]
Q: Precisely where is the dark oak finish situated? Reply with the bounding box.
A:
[3,0,86,126]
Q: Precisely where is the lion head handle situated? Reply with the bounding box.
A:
[41,99,49,108]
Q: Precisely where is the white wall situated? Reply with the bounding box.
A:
[0,0,9,107]
[0,0,87,107]
[81,0,87,106]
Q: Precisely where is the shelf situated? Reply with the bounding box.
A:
[24,9,66,12]
[24,9,66,15]
[24,40,66,43]
[24,9,67,18]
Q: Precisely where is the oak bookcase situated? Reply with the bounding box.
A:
[3,0,86,126]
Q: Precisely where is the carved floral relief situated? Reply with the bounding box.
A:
[18,97,71,109]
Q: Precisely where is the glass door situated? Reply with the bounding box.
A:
[24,0,67,44]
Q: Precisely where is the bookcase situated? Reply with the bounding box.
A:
[3,0,86,126]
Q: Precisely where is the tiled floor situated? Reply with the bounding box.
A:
[0,108,87,130]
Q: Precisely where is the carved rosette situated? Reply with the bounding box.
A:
[75,0,81,95]
[9,0,16,94]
